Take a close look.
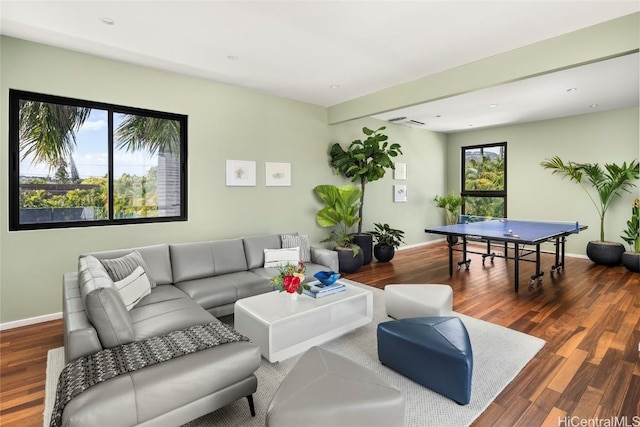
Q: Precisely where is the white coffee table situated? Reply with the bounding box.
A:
[234,279,373,362]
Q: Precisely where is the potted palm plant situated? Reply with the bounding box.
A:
[434,193,467,225]
[434,192,467,244]
[329,126,402,265]
[540,157,639,265]
[313,184,364,273]
[371,223,405,262]
[620,198,639,273]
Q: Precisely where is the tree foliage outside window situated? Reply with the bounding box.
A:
[9,90,187,230]
[461,142,506,218]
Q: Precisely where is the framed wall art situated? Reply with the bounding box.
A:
[265,162,291,186]
[226,160,256,186]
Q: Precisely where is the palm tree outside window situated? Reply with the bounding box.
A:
[9,90,187,231]
[461,142,507,220]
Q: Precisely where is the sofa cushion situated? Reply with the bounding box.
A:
[282,234,311,262]
[174,276,238,311]
[114,266,152,310]
[243,234,283,269]
[87,244,173,286]
[170,242,216,283]
[61,341,261,426]
[171,239,248,283]
[263,247,300,268]
[221,271,272,299]
[129,285,217,341]
[210,239,248,275]
[78,256,135,348]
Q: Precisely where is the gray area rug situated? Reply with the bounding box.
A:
[44,283,545,427]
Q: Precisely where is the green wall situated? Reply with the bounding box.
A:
[447,107,640,255]
[0,37,445,324]
[1,31,638,325]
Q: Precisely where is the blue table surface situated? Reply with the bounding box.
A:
[425,219,584,244]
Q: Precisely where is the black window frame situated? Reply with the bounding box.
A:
[461,141,507,218]
[9,89,188,231]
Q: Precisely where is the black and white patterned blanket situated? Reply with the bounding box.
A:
[50,322,250,427]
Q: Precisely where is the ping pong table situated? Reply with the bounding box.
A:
[425,216,587,291]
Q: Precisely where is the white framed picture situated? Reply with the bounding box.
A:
[265,162,291,186]
[226,160,256,186]
[394,163,407,180]
[394,184,407,202]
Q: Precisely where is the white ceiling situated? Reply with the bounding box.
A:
[1,1,639,132]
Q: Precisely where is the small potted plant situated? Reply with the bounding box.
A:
[434,193,467,225]
[434,192,467,244]
[620,198,639,273]
[371,223,405,262]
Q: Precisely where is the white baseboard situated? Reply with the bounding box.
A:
[0,312,62,331]
[397,240,442,251]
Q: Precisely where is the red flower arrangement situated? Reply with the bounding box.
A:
[270,261,309,294]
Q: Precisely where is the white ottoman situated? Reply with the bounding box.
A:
[384,284,453,319]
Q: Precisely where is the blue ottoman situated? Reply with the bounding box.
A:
[377,316,473,405]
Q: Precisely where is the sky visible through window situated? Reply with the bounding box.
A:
[20,109,157,180]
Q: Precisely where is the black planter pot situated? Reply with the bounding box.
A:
[374,244,395,262]
[352,233,373,265]
[336,247,364,273]
[621,252,640,273]
[586,241,625,266]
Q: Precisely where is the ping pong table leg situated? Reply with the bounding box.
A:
[514,243,520,292]
[448,237,454,277]
[529,244,544,289]
[550,236,567,276]
[457,236,470,271]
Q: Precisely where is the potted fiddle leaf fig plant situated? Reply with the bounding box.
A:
[313,184,364,273]
[540,156,639,266]
[371,223,405,262]
[329,126,402,265]
[620,198,639,273]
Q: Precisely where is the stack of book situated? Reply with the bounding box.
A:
[303,281,346,298]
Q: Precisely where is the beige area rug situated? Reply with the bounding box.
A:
[45,284,545,427]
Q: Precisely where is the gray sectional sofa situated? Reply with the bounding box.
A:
[61,233,338,427]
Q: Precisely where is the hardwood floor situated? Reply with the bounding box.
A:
[1,242,638,427]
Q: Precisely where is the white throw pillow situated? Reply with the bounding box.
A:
[281,234,311,262]
[264,247,300,268]
[114,266,152,311]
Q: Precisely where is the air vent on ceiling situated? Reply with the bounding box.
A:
[408,119,425,126]
[387,117,427,128]
[388,116,407,122]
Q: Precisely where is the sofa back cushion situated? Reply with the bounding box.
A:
[170,238,248,283]
[86,244,173,285]
[78,256,135,348]
[243,234,284,269]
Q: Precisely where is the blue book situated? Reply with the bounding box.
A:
[306,281,345,294]
[303,283,346,298]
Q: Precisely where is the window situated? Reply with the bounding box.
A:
[9,90,187,231]
[461,142,506,218]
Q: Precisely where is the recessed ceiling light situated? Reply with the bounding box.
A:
[227,55,239,61]
[589,104,599,108]
[329,84,340,89]
[435,114,442,118]
[488,104,498,108]
[566,87,578,92]
[100,17,115,25]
